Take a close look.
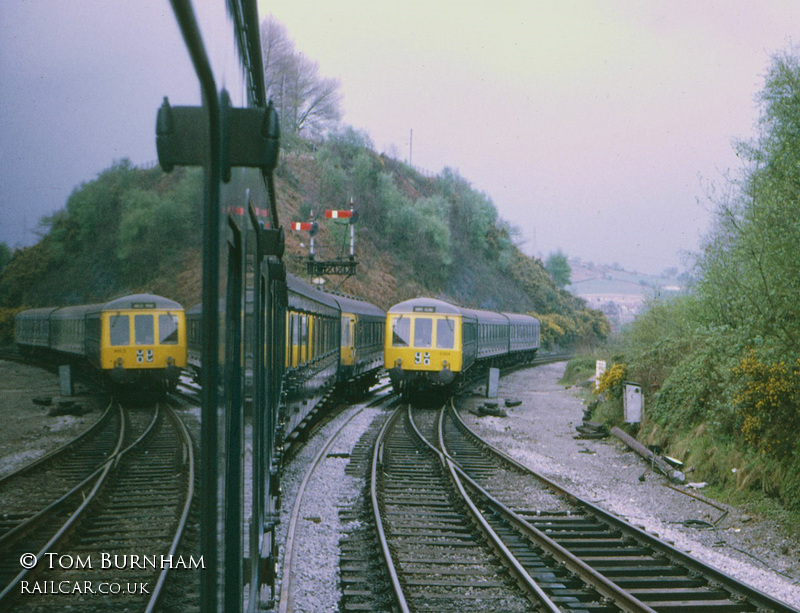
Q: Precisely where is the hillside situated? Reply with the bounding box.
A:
[0,131,608,349]
[567,259,686,329]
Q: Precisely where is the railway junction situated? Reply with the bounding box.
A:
[1,358,798,611]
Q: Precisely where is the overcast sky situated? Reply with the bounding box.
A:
[1,2,796,275]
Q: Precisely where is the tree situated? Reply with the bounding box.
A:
[0,242,11,272]
[260,16,343,140]
[545,250,571,288]
[695,46,800,353]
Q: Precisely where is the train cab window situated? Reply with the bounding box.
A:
[392,317,411,347]
[135,314,155,345]
[110,315,130,346]
[436,319,455,349]
[414,318,432,348]
[159,314,179,344]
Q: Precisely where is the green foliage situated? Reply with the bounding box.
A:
[560,355,597,387]
[620,294,701,391]
[647,337,738,437]
[732,352,800,458]
[587,46,800,517]
[695,47,800,355]
[0,161,201,315]
[382,183,452,285]
[545,250,571,288]
[307,130,608,343]
[438,168,498,258]
[0,307,23,345]
[0,240,56,308]
[0,243,11,272]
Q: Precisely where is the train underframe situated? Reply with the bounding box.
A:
[389,349,538,403]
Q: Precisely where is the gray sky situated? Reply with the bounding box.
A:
[1,2,796,275]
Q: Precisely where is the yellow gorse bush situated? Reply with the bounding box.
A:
[596,363,627,397]
[732,352,800,457]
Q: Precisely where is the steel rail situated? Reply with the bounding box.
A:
[0,404,131,604]
[0,399,115,486]
[145,403,197,613]
[370,405,410,613]
[277,401,377,613]
[0,403,122,550]
[448,400,800,613]
[440,401,657,613]
[404,404,562,613]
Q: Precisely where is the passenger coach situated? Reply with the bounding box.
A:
[16,293,187,389]
[185,274,386,428]
[385,297,540,396]
[331,292,386,395]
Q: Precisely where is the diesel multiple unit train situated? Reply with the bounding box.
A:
[15,293,187,389]
[385,296,540,396]
[185,273,386,436]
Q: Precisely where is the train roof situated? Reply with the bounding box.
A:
[287,273,340,310]
[329,293,385,319]
[15,307,60,320]
[461,307,508,324]
[50,304,105,319]
[502,312,540,325]
[17,294,184,321]
[388,297,464,316]
[103,293,183,311]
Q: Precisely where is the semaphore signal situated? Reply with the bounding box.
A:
[324,209,353,219]
[291,199,358,278]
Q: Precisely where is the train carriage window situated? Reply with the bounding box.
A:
[159,314,179,344]
[135,315,155,345]
[414,318,433,348]
[301,315,308,363]
[288,314,298,367]
[392,317,411,347]
[436,319,455,349]
[342,316,352,346]
[110,315,130,346]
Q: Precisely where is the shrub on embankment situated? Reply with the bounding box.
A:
[582,46,800,525]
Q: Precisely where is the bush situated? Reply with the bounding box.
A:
[732,352,800,459]
[560,355,596,387]
[0,307,23,346]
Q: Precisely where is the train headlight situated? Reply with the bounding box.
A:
[167,356,175,365]
[395,358,402,367]
[115,357,123,367]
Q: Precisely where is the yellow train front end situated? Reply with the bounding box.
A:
[99,294,187,389]
[384,298,466,396]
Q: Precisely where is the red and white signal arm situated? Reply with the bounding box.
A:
[291,221,318,236]
[324,209,354,219]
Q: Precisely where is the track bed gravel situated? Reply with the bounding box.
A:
[4,358,799,609]
[0,360,104,479]
[460,361,800,609]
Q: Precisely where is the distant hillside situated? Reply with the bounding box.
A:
[0,131,609,349]
[567,259,686,329]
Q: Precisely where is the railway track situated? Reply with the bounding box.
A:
[0,400,196,612]
[277,391,395,613]
[371,404,539,612]
[370,400,799,612]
